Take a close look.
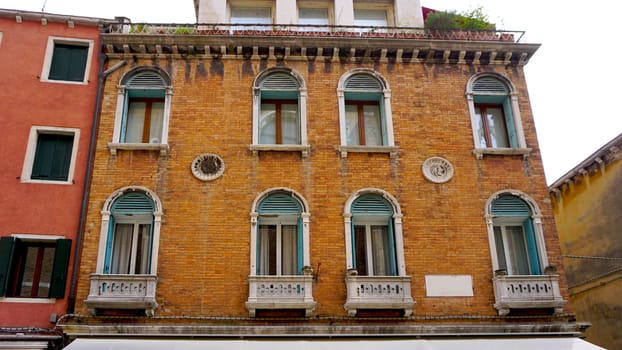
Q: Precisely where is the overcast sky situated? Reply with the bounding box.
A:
[2,0,620,184]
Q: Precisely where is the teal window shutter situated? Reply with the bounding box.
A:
[0,237,16,297]
[503,99,518,147]
[49,239,72,298]
[351,219,357,270]
[387,217,397,276]
[49,44,88,82]
[491,195,530,217]
[297,217,303,275]
[103,216,115,274]
[31,134,74,181]
[523,218,541,274]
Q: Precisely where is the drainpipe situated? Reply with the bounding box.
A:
[67,36,127,313]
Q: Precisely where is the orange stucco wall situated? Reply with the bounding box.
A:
[0,16,101,328]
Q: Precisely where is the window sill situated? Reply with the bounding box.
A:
[108,142,169,156]
[20,178,73,185]
[0,297,57,304]
[40,77,88,85]
[249,144,311,157]
[338,145,399,158]
[472,147,532,160]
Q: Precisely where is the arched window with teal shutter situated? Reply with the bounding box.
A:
[350,194,397,276]
[104,191,156,275]
[490,194,542,275]
[256,192,305,276]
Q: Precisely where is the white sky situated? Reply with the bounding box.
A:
[2,0,620,184]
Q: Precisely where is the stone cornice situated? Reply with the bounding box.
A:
[549,132,622,194]
[102,32,539,66]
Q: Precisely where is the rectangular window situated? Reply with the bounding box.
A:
[494,225,531,275]
[354,8,388,31]
[231,7,272,30]
[21,126,80,184]
[0,237,71,298]
[354,224,396,276]
[31,133,74,181]
[41,37,93,84]
[123,99,165,144]
[259,100,300,145]
[258,224,298,275]
[298,8,329,31]
[345,102,383,146]
[110,223,151,274]
[475,104,510,148]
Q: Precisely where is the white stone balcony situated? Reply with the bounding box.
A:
[344,275,415,316]
[84,274,158,316]
[493,274,566,316]
[245,275,316,317]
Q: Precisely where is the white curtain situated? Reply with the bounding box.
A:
[370,225,388,276]
[345,105,360,145]
[148,102,164,144]
[281,225,298,275]
[135,224,151,274]
[486,107,509,148]
[363,105,382,146]
[111,224,133,274]
[125,102,146,143]
[259,104,276,144]
[258,225,272,275]
[506,225,530,275]
[280,104,299,145]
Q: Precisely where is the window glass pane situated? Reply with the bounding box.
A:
[281,103,299,144]
[258,225,277,275]
[49,43,88,82]
[345,105,360,146]
[299,8,329,30]
[505,225,530,275]
[135,224,152,274]
[493,226,507,272]
[148,102,164,144]
[259,103,277,144]
[31,133,73,181]
[16,245,54,297]
[37,247,54,297]
[363,104,382,146]
[370,225,391,276]
[281,225,298,275]
[125,102,146,143]
[231,7,271,30]
[486,107,509,148]
[354,225,368,276]
[354,9,388,30]
[111,224,133,274]
[475,107,488,148]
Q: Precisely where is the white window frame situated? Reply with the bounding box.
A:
[484,190,550,275]
[21,126,80,185]
[95,187,163,275]
[249,188,311,277]
[337,69,398,158]
[40,36,94,85]
[466,73,530,159]
[109,67,173,156]
[353,1,395,29]
[228,0,275,30]
[343,188,406,276]
[250,67,310,156]
[257,216,299,276]
[352,218,393,276]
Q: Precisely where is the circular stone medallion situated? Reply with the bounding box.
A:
[191,153,225,181]
[422,157,454,183]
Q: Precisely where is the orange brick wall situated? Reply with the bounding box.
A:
[74,55,568,318]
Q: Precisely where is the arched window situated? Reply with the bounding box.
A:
[250,188,310,276]
[344,189,405,276]
[95,187,163,276]
[485,191,548,276]
[251,68,308,154]
[466,73,528,157]
[110,67,173,155]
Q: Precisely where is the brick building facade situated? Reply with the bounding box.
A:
[60,1,601,348]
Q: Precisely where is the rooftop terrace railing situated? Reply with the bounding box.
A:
[103,22,525,43]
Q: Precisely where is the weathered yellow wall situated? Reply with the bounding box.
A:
[75,55,565,319]
[552,157,622,349]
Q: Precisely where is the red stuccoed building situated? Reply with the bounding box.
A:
[0,9,111,350]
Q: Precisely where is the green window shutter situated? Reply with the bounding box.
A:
[258,193,302,215]
[491,196,530,217]
[351,195,393,215]
[31,134,74,181]
[387,217,397,276]
[0,237,17,297]
[111,192,155,214]
[503,98,518,147]
[297,217,303,275]
[49,239,72,298]
[49,44,88,82]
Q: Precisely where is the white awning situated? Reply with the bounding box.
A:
[63,338,606,350]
